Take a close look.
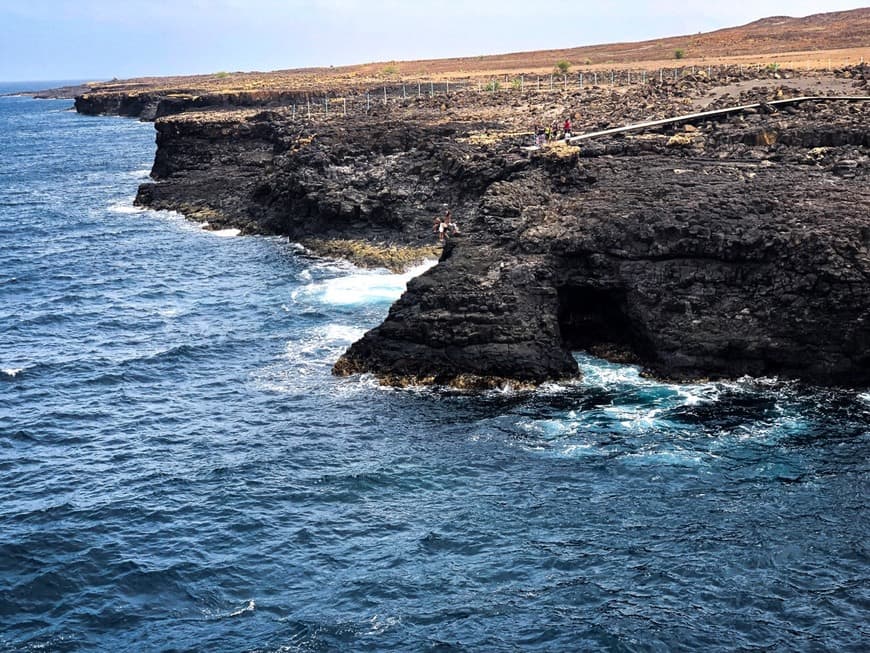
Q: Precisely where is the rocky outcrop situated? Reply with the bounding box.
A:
[337,151,870,386]
[134,105,522,244]
[76,89,319,120]
[124,68,870,388]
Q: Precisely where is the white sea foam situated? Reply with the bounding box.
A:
[576,352,724,408]
[576,355,648,388]
[365,614,400,635]
[858,392,870,405]
[298,259,437,306]
[145,209,201,233]
[624,448,708,468]
[228,599,255,617]
[107,201,145,214]
[723,414,809,446]
[560,443,598,457]
[207,228,241,238]
[1,368,23,378]
[520,418,575,439]
[252,323,369,393]
[203,599,256,621]
[285,324,368,361]
[602,404,666,431]
[517,354,732,458]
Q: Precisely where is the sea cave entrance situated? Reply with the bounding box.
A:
[556,285,642,357]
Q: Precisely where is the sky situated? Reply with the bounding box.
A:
[0,1,867,81]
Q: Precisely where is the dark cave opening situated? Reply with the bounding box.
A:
[557,285,641,356]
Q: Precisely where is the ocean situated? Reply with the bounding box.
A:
[1,84,868,652]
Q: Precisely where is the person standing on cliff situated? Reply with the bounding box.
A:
[564,117,572,140]
[436,211,449,243]
[444,210,459,237]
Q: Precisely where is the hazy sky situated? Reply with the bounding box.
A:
[1,1,867,81]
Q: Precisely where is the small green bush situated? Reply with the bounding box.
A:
[485,80,501,92]
[766,62,780,72]
[674,49,685,60]
[215,71,230,78]
[555,60,571,74]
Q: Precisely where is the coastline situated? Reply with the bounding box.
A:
[70,60,870,390]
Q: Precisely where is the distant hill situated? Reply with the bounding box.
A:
[75,7,870,94]
[346,7,870,75]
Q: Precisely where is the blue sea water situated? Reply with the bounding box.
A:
[1,85,869,652]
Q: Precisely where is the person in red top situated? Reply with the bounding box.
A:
[563,117,572,140]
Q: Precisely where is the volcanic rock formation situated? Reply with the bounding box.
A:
[123,65,870,388]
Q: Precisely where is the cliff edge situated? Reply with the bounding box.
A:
[122,65,870,388]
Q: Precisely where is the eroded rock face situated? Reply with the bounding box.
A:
[75,89,315,121]
[334,241,579,387]
[120,69,869,388]
[134,107,516,243]
[336,150,870,386]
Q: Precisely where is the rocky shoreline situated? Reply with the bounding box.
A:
[79,64,870,388]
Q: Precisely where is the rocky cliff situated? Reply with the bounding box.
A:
[337,149,870,387]
[75,89,316,121]
[122,66,870,388]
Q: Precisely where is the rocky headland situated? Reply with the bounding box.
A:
[76,57,870,389]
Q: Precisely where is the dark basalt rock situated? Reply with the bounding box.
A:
[117,68,870,388]
[336,153,870,387]
[75,89,317,121]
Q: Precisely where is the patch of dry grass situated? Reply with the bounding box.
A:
[301,238,441,273]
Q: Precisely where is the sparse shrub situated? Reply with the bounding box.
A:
[674,49,685,60]
[510,78,522,90]
[215,71,230,78]
[584,58,592,66]
[382,65,398,75]
[555,60,571,74]
[485,80,501,92]
[766,62,781,72]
